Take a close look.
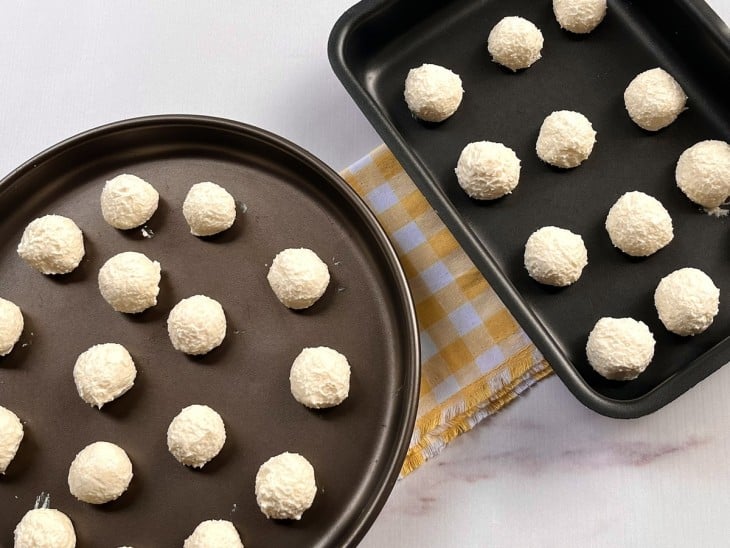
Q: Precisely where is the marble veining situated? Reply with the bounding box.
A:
[363,363,730,546]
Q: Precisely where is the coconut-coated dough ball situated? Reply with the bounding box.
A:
[0,405,23,474]
[0,297,23,357]
[167,405,226,468]
[487,16,544,71]
[290,347,351,409]
[654,268,720,336]
[184,520,244,548]
[68,441,133,504]
[624,68,686,131]
[73,343,137,409]
[256,452,316,520]
[552,0,607,34]
[267,248,330,309]
[182,182,236,236]
[455,141,521,200]
[605,191,673,257]
[676,140,730,209]
[98,252,161,314]
[524,226,587,287]
[167,295,226,355]
[586,317,655,380]
[101,174,159,230]
[17,215,85,275]
[404,64,464,123]
[13,508,76,548]
[536,110,596,168]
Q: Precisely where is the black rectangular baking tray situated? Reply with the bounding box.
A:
[329,0,730,418]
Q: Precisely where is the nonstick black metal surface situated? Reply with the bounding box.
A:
[0,116,419,546]
[329,0,730,417]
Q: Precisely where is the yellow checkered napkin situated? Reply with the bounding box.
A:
[341,145,552,476]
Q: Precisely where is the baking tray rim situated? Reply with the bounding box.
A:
[328,0,730,418]
[0,114,421,547]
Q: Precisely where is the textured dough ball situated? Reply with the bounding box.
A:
[404,64,464,122]
[0,405,23,474]
[624,68,686,131]
[98,252,161,314]
[0,297,23,357]
[605,191,673,256]
[13,508,76,548]
[676,140,730,209]
[536,110,596,168]
[267,248,330,309]
[487,16,544,71]
[68,441,133,504]
[17,215,85,275]
[290,347,351,409]
[255,452,316,520]
[167,405,226,468]
[552,0,607,33]
[455,141,521,200]
[654,267,720,336]
[101,174,159,230]
[73,343,137,409]
[182,182,236,236]
[184,520,243,548]
[524,226,588,287]
[586,317,655,380]
[167,295,226,355]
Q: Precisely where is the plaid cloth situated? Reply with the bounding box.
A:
[341,145,552,476]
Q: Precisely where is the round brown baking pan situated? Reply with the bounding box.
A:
[0,115,419,547]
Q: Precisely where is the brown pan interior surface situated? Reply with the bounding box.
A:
[0,116,419,547]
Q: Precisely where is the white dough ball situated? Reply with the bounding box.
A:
[0,297,23,357]
[13,508,76,548]
[73,343,137,409]
[98,252,161,314]
[654,267,720,336]
[524,226,588,287]
[290,347,351,409]
[184,520,243,548]
[586,317,655,380]
[404,64,464,123]
[605,191,673,256]
[68,441,133,504]
[183,182,236,236]
[101,174,159,230]
[255,452,316,520]
[552,0,607,34]
[536,110,596,168]
[167,295,226,355]
[676,140,730,209]
[487,16,544,71]
[0,405,23,474]
[624,68,687,131]
[167,404,226,468]
[267,248,330,309]
[455,141,521,200]
[17,215,85,275]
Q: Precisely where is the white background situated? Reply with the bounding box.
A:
[0,1,381,176]
[1,1,728,547]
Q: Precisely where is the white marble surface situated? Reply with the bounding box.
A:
[0,2,728,547]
